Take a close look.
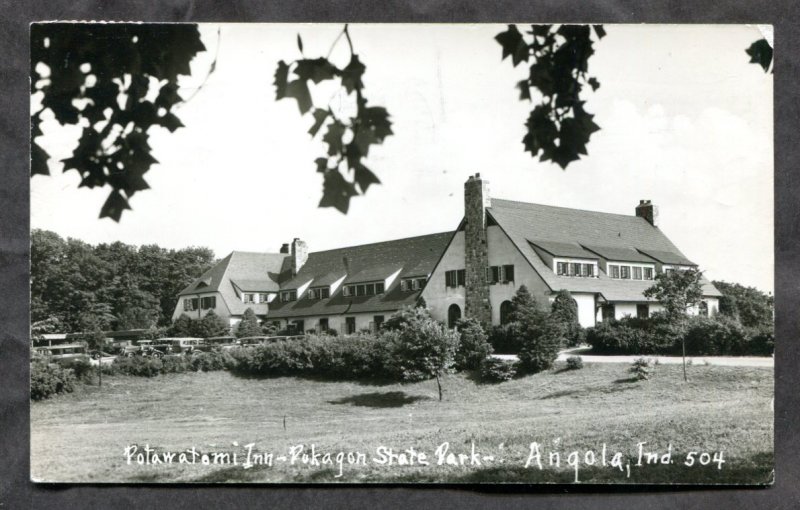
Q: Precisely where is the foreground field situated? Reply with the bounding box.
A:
[30,362,773,484]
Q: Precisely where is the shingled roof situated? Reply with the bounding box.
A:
[178,251,290,316]
[487,199,721,300]
[267,232,452,319]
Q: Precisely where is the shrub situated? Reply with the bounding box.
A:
[160,355,192,373]
[551,290,585,347]
[454,317,493,370]
[229,335,395,380]
[586,314,681,355]
[383,314,459,385]
[517,317,565,374]
[629,357,651,380]
[68,358,95,382]
[235,308,262,338]
[565,355,584,370]
[30,362,76,400]
[746,326,774,356]
[683,315,747,356]
[487,324,525,354]
[190,350,235,372]
[480,357,517,382]
[107,356,164,377]
[193,309,230,338]
[169,313,195,337]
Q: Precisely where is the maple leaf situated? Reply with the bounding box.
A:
[319,170,358,214]
[495,25,529,66]
[341,55,366,93]
[322,121,346,156]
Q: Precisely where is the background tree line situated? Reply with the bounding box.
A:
[31,229,216,333]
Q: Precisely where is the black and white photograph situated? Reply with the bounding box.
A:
[28,22,774,484]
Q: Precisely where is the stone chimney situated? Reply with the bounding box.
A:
[290,238,308,275]
[635,200,659,227]
[464,173,492,325]
[280,243,290,254]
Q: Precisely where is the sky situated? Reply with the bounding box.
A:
[31,24,774,293]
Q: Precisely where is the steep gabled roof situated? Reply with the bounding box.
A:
[268,232,452,319]
[488,199,721,299]
[178,251,290,316]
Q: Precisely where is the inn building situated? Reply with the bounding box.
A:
[172,174,720,332]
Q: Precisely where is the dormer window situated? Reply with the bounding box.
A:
[281,290,297,302]
[556,261,595,277]
[342,282,385,297]
[306,287,330,300]
[608,263,655,280]
[243,293,255,304]
[400,277,427,291]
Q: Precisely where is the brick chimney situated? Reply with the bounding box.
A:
[464,173,492,325]
[635,200,659,227]
[290,238,308,275]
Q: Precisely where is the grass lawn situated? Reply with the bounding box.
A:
[30,361,773,484]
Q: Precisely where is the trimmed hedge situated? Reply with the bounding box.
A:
[229,334,397,380]
[587,314,773,356]
[102,351,235,377]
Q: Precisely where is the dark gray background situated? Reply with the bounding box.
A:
[2,1,797,508]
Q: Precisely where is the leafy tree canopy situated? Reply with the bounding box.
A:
[274,25,392,214]
[496,24,605,168]
[713,280,774,329]
[643,268,703,320]
[31,23,206,221]
[31,229,216,332]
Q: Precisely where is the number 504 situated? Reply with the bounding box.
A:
[684,451,725,469]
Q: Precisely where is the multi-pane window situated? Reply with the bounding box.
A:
[487,265,515,284]
[280,290,297,302]
[258,293,270,303]
[319,318,329,332]
[608,264,654,280]
[243,293,255,304]
[342,282,385,297]
[445,269,466,288]
[401,278,428,292]
[557,261,595,277]
[200,296,216,309]
[183,298,198,311]
[345,317,356,334]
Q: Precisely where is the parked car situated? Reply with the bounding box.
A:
[162,338,202,354]
[35,343,90,367]
[237,336,270,347]
[200,336,239,351]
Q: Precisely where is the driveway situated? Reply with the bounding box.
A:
[492,346,774,368]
